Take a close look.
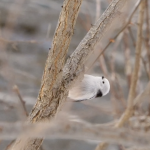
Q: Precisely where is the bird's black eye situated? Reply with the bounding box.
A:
[103,81,105,84]
[102,76,104,79]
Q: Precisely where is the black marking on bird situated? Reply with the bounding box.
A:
[96,90,103,97]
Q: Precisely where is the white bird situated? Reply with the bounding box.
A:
[68,74,110,102]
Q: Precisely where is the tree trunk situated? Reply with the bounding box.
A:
[11,0,83,149]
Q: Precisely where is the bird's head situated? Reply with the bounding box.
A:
[99,76,110,96]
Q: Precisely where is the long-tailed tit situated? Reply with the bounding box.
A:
[68,74,110,102]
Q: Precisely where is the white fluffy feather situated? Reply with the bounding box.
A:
[68,74,110,101]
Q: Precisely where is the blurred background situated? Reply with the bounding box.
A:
[0,0,150,150]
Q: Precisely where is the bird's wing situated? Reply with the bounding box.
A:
[68,75,97,101]
[72,95,96,102]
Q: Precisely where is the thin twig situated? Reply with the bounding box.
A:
[0,37,41,44]
[5,140,15,150]
[13,85,28,117]
[95,143,108,150]
[123,30,132,87]
[133,81,150,106]
[115,74,126,108]
[96,0,101,22]
[88,0,142,71]
[145,0,150,73]
[115,0,145,128]
[96,1,145,149]
[140,55,150,79]
[1,120,150,147]
[128,27,136,47]
[127,28,150,79]
[96,80,150,150]
[0,99,14,110]
[99,55,123,115]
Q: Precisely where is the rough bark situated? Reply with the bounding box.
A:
[11,0,129,150]
[11,0,83,150]
[62,0,128,89]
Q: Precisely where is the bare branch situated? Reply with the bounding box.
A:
[11,0,83,150]
[145,0,150,74]
[123,30,132,87]
[88,0,142,71]
[10,0,144,150]
[133,82,150,106]
[115,0,145,128]
[127,0,145,109]
[13,85,28,118]
[62,0,129,88]
[1,120,150,148]
[96,81,150,150]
